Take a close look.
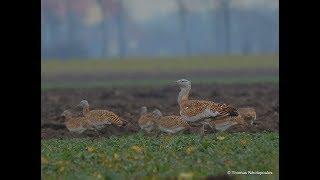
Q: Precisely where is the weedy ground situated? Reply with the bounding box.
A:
[41,132,279,179]
[42,55,279,179]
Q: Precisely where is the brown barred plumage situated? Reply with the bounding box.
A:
[78,100,124,128]
[85,110,124,127]
[180,100,238,117]
[206,107,256,131]
[176,79,238,122]
[154,115,191,134]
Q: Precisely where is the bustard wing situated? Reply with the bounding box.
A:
[208,102,238,118]
[180,100,238,118]
[179,100,212,117]
[103,110,124,126]
[158,116,190,129]
[138,113,156,127]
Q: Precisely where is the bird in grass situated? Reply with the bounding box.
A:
[137,106,158,133]
[61,110,88,134]
[205,107,257,132]
[152,110,191,134]
[77,100,125,130]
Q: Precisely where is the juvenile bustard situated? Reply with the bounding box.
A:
[206,107,257,132]
[152,109,191,134]
[137,106,158,133]
[77,100,125,130]
[61,110,88,134]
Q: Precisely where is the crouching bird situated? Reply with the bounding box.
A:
[205,107,257,132]
[138,106,158,133]
[61,110,89,134]
[77,100,126,131]
[152,109,191,135]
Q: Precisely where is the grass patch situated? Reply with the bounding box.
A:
[42,55,278,76]
[41,75,279,91]
[41,132,279,179]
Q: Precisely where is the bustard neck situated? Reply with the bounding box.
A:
[178,86,191,104]
[82,106,90,116]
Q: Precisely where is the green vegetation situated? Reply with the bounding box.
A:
[41,132,279,179]
[41,75,278,91]
[42,55,278,76]
[42,55,278,90]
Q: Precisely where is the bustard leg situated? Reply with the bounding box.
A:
[200,123,206,138]
[203,118,216,134]
[155,129,161,138]
[207,124,215,133]
[93,128,102,138]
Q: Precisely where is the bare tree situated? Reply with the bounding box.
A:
[221,0,230,54]
[177,0,190,56]
[96,0,108,58]
[116,0,126,58]
[65,0,75,49]
[213,0,230,54]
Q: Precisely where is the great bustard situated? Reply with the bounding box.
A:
[175,79,238,134]
[137,106,159,133]
[61,110,88,134]
[152,109,191,134]
[205,107,257,132]
[77,100,126,130]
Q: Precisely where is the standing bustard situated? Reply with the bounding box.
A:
[175,79,238,134]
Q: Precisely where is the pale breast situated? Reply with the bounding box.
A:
[65,117,86,133]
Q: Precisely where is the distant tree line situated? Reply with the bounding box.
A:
[41,0,278,59]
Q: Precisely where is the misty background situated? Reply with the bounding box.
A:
[41,0,278,59]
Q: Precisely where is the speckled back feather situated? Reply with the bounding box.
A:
[78,100,124,127]
[180,100,238,117]
[206,107,256,129]
[85,110,124,127]
[155,115,191,129]
[138,113,158,127]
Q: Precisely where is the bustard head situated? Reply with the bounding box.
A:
[152,109,162,117]
[140,106,147,115]
[176,79,191,88]
[78,100,89,107]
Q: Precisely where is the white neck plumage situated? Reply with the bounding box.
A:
[178,85,191,105]
[83,105,90,116]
